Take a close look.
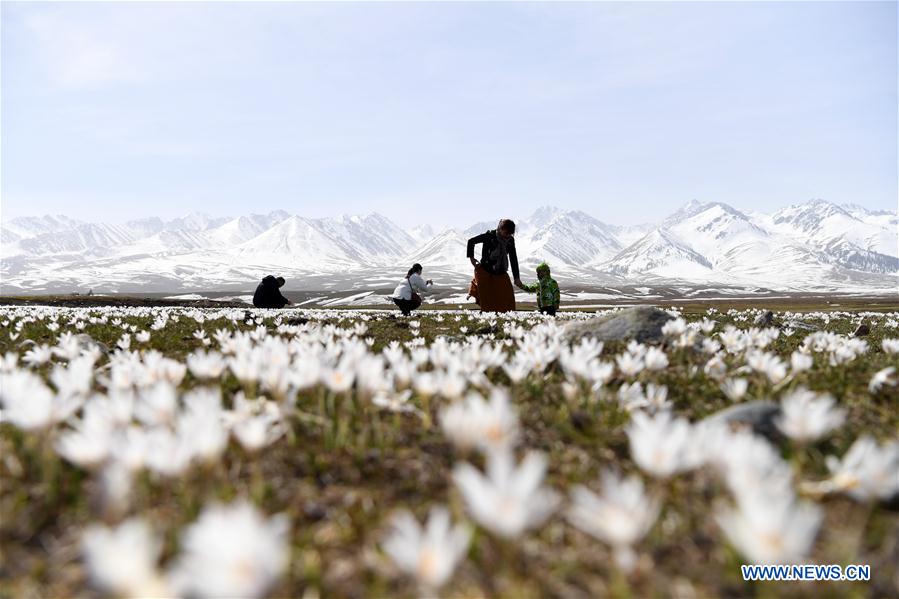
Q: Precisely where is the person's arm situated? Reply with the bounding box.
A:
[551,280,560,306]
[410,274,429,294]
[509,241,521,283]
[519,281,538,293]
[467,233,489,266]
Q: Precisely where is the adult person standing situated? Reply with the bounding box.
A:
[253,275,291,308]
[466,219,522,313]
[391,263,433,316]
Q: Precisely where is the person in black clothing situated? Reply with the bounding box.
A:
[253,275,291,308]
[466,219,522,312]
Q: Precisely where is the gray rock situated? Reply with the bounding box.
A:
[754,310,774,327]
[853,323,870,337]
[561,306,674,344]
[702,400,782,441]
[782,319,819,331]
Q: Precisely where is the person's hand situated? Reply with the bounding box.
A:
[470,257,479,268]
[514,278,523,288]
[426,279,433,285]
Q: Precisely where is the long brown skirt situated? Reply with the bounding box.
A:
[468,266,515,313]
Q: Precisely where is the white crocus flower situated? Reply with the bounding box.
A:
[643,346,669,371]
[627,411,694,478]
[186,350,227,380]
[703,355,728,381]
[746,351,787,384]
[716,494,821,565]
[135,330,151,344]
[82,518,169,597]
[881,338,899,354]
[225,393,286,452]
[382,506,471,590]
[169,501,290,599]
[0,369,79,430]
[567,470,660,572]
[720,378,748,402]
[616,352,644,378]
[868,367,897,394]
[22,343,53,366]
[823,436,899,502]
[790,351,813,373]
[440,389,519,454]
[453,449,560,538]
[134,382,178,427]
[776,387,845,443]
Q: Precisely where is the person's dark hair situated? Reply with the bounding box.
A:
[498,219,516,234]
[276,276,285,287]
[405,263,423,279]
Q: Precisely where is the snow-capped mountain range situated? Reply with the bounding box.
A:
[1,200,896,293]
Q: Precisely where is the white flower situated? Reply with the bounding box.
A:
[0,369,79,430]
[135,331,152,344]
[790,351,813,373]
[720,378,748,402]
[225,393,286,452]
[627,411,694,478]
[716,494,821,565]
[372,389,416,413]
[22,343,53,366]
[82,518,168,597]
[616,352,644,378]
[661,318,687,337]
[868,367,897,394]
[170,501,290,599]
[824,436,899,502]
[440,389,519,454]
[776,387,845,443]
[134,382,178,427]
[643,347,669,371]
[453,449,560,538]
[567,470,660,571]
[321,365,355,393]
[746,351,787,384]
[882,338,899,354]
[187,350,227,380]
[382,506,471,590]
[704,355,728,381]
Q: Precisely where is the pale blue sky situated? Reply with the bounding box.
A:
[2,1,896,227]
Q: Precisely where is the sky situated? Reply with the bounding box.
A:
[1,1,896,228]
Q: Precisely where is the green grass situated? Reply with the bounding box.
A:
[0,304,897,597]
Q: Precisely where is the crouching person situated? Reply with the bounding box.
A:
[253,275,291,308]
[391,263,432,316]
[517,262,560,316]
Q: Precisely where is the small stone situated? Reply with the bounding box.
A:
[853,323,870,337]
[701,400,782,441]
[287,317,309,326]
[754,311,774,327]
[562,306,674,344]
[782,319,819,331]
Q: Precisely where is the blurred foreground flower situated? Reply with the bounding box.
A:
[170,500,290,598]
[382,506,471,590]
[818,436,899,502]
[567,470,660,572]
[453,450,559,538]
[716,493,821,564]
[82,518,169,597]
[776,387,845,443]
[440,389,519,454]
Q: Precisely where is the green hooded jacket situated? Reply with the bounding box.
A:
[520,263,560,309]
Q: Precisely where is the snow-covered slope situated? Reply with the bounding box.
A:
[1,201,896,293]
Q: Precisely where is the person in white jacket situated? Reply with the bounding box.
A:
[391,263,432,315]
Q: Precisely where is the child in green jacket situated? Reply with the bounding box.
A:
[518,262,561,316]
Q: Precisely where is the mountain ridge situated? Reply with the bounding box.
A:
[2,200,896,293]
